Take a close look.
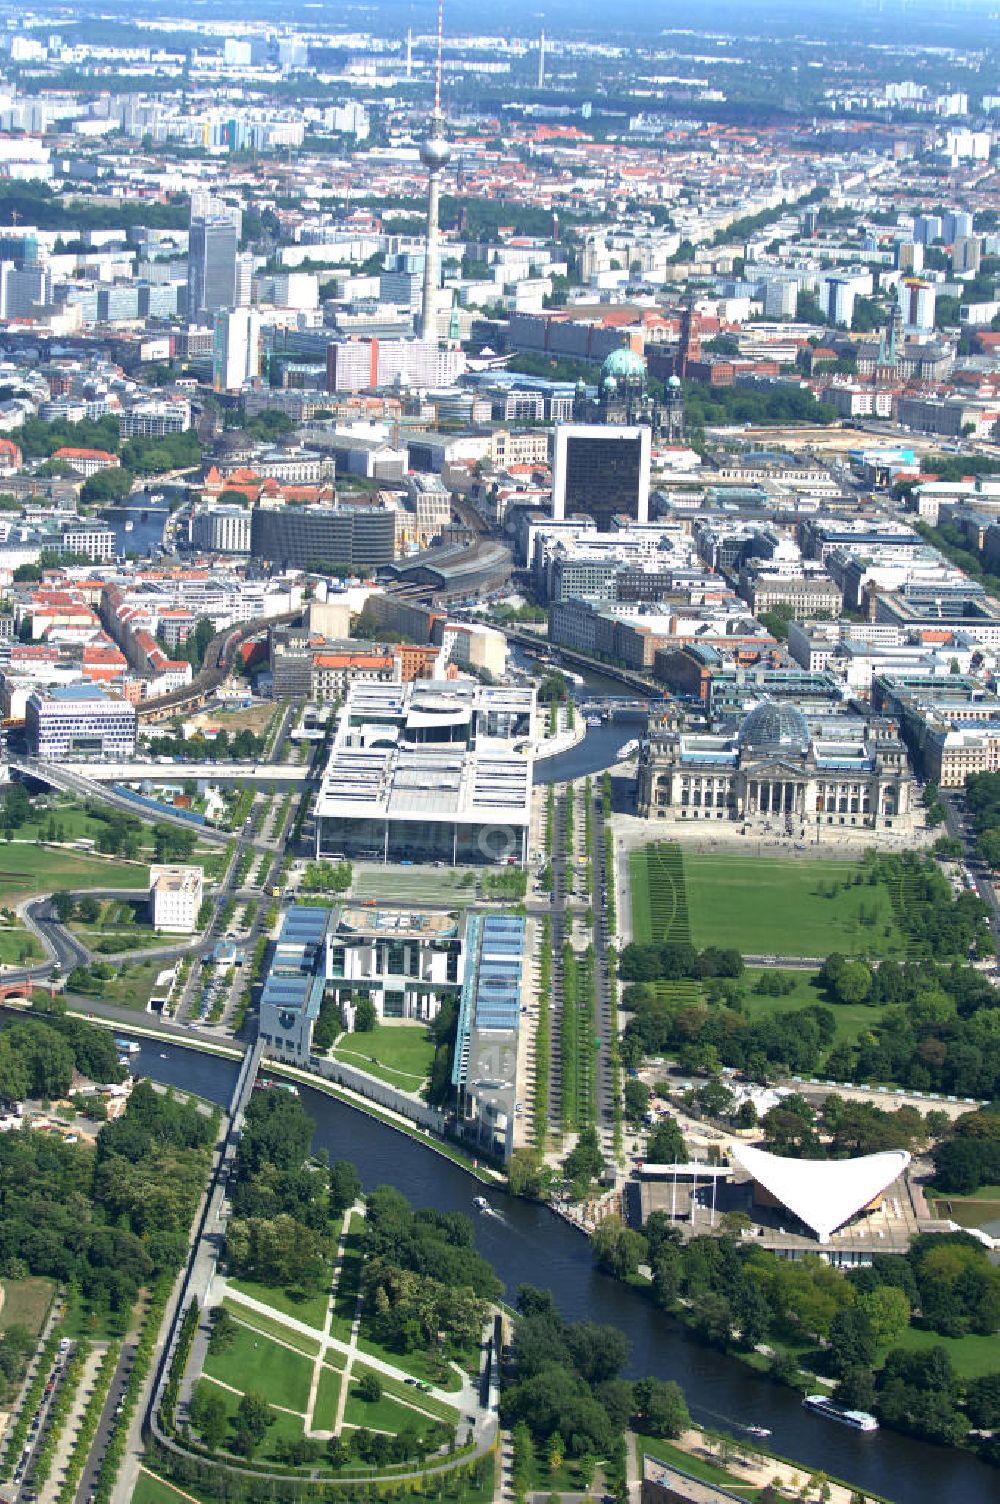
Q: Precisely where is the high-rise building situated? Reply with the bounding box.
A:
[417,0,451,340]
[895,239,924,274]
[188,207,240,318]
[213,308,261,391]
[898,277,936,333]
[235,253,254,307]
[551,424,651,529]
[0,262,51,319]
[825,275,858,328]
[953,236,982,275]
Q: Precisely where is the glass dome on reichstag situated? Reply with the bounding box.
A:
[737,700,811,756]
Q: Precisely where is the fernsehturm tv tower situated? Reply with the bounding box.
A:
[417,0,450,340]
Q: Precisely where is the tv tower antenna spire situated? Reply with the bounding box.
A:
[434,0,444,118]
[418,0,451,340]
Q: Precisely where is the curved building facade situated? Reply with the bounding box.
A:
[250,504,396,571]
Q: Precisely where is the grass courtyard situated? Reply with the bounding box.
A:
[332,1022,436,1093]
[350,862,478,906]
[629,844,908,959]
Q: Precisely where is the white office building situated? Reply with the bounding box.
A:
[213,308,261,392]
[25,685,137,759]
[149,864,204,934]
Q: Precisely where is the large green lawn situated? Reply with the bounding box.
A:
[332,1022,436,1092]
[193,1377,305,1459]
[0,926,41,963]
[0,846,149,905]
[72,958,170,1011]
[221,1300,321,1356]
[202,1323,313,1410]
[886,1325,1000,1379]
[739,969,883,1045]
[342,1365,446,1431]
[630,845,908,959]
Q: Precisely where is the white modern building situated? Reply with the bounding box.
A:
[213,308,261,392]
[729,1143,911,1245]
[314,680,535,865]
[325,905,465,1027]
[25,684,137,759]
[149,864,204,934]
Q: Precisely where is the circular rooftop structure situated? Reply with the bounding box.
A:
[738,700,811,756]
[602,347,647,384]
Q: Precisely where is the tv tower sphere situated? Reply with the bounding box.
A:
[420,133,452,169]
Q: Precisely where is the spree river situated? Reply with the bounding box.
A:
[134,1040,997,1504]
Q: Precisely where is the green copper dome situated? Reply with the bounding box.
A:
[602,347,647,383]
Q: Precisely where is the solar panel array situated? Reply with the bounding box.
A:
[473,915,524,1031]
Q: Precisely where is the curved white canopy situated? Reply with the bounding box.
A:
[730,1143,910,1244]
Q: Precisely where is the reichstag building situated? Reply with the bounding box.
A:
[637,700,914,834]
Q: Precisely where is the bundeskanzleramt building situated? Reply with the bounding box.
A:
[26,684,137,759]
[325,905,465,1028]
[637,699,913,833]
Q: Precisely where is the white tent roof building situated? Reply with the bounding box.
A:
[730,1143,911,1244]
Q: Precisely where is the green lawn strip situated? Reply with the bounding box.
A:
[927,1182,1000,1202]
[882,1325,1000,1379]
[0,847,150,904]
[682,853,906,958]
[634,1434,759,1492]
[194,1377,305,1460]
[0,1276,55,1337]
[332,1216,364,1321]
[310,1365,341,1431]
[202,1323,313,1410]
[220,1299,321,1357]
[323,1347,348,1371]
[226,1275,330,1331]
[342,1375,447,1433]
[739,969,884,1046]
[133,1470,206,1504]
[354,1330,464,1393]
[357,1365,460,1424]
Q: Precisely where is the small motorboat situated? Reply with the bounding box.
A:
[745,1425,771,1439]
[472,1195,490,1212]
